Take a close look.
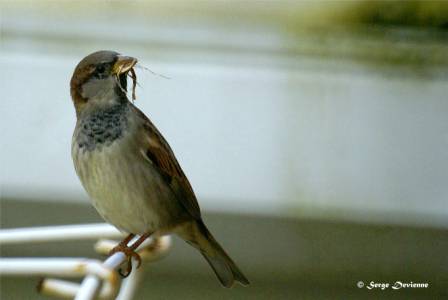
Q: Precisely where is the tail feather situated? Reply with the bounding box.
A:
[179,220,250,288]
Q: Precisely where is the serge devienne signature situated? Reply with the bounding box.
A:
[365,281,429,290]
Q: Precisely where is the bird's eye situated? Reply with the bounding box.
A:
[97,65,106,74]
[93,64,108,79]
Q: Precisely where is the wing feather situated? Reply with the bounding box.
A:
[133,106,201,220]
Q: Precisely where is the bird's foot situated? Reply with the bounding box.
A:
[109,240,142,278]
[109,233,151,277]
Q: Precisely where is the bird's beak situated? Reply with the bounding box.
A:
[112,55,138,75]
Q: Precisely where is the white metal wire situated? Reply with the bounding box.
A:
[0,223,123,244]
[0,223,171,300]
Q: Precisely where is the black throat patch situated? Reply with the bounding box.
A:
[76,104,129,151]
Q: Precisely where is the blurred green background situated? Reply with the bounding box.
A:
[1,1,448,299]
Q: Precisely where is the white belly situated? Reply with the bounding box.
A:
[72,133,177,234]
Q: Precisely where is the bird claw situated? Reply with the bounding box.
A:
[109,243,142,278]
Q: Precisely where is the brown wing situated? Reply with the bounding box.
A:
[133,106,202,220]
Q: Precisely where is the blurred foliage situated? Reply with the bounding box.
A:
[280,1,448,31]
[1,1,447,70]
[342,0,448,29]
[279,1,448,69]
[3,1,448,29]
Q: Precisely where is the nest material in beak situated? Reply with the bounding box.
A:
[113,55,138,75]
[113,55,138,101]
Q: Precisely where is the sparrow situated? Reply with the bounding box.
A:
[70,50,249,287]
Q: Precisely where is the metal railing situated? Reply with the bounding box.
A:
[0,223,171,299]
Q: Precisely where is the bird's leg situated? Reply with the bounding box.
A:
[129,232,151,251]
[109,233,151,278]
[116,233,136,248]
